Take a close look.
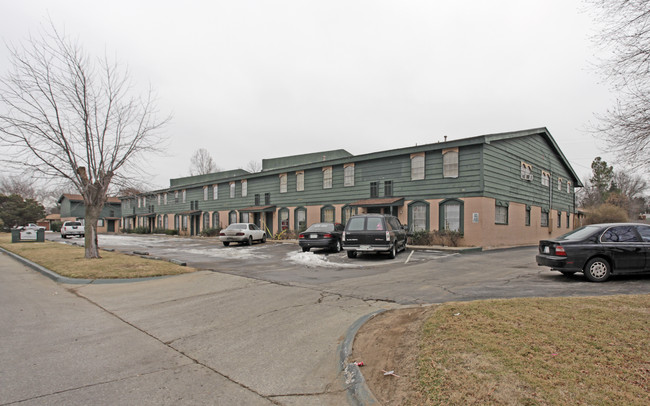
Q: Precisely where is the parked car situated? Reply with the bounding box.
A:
[24,223,45,231]
[342,214,408,259]
[536,223,650,282]
[61,221,84,238]
[298,222,344,252]
[219,223,266,246]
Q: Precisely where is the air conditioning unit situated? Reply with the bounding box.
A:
[524,174,533,181]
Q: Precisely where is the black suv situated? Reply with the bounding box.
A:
[342,214,408,259]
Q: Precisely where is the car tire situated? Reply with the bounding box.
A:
[261,234,266,243]
[223,242,230,246]
[334,239,342,253]
[584,257,611,282]
[302,247,310,252]
[347,250,357,259]
[388,244,397,259]
[247,236,253,246]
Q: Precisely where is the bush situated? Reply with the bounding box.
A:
[50,221,62,232]
[585,204,629,224]
[273,229,297,240]
[200,227,221,237]
[408,230,463,247]
[409,230,432,245]
[122,226,151,234]
[153,227,178,236]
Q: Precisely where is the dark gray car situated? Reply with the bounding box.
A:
[342,214,408,259]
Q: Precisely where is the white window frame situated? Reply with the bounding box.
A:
[182,190,186,203]
[213,184,218,200]
[241,180,247,197]
[410,153,425,180]
[541,171,550,187]
[323,167,332,189]
[230,182,235,198]
[164,193,168,205]
[203,186,208,201]
[557,177,563,191]
[344,164,355,187]
[279,173,287,193]
[521,162,533,181]
[567,181,571,194]
[296,171,304,192]
[442,148,458,178]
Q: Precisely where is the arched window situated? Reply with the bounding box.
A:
[278,207,290,232]
[212,212,220,229]
[408,200,430,232]
[341,204,357,225]
[294,207,307,232]
[229,210,237,225]
[321,205,335,222]
[442,149,458,178]
[203,213,210,229]
[439,199,463,233]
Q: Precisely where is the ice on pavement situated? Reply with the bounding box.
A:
[286,251,360,268]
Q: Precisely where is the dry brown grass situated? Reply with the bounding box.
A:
[0,233,195,279]
[416,295,650,405]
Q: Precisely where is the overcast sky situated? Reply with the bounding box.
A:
[1,0,617,190]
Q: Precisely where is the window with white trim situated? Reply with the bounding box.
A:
[279,173,287,193]
[164,193,168,205]
[323,167,332,189]
[203,186,208,201]
[296,171,304,191]
[521,162,533,181]
[230,182,235,198]
[495,203,508,225]
[410,153,425,180]
[182,190,186,203]
[241,180,247,197]
[157,194,161,205]
[174,191,179,203]
[541,171,550,187]
[344,164,355,187]
[213,184,218,200]
[442,149,458,178]
[567,181,571,194]
[557,177,563,191]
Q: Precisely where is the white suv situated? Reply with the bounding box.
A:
[61,221,84,239]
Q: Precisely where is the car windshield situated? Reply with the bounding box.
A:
[226,224,247,230]
[67,222,82,226]
[557,225,601,241]
[306,223,333,232]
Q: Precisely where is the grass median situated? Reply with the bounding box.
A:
[416,295,650,405]
[0,233,195,279]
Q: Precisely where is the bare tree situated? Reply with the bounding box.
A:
[588,0,650,171]
[246,160,262,173]
[0,23,167,258]
[0,175,38,200]
[189,148,219,175]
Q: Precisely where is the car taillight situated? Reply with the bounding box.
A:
[298,234,305,239]
[236,232,245,236]
[385,231,390,241]
[219,232,225,236]
[555,245,567,256]
[323,233,333,238]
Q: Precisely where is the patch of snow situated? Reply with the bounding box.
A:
[286,251,360,268]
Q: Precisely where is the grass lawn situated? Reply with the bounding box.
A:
[416,295,650,405]
[0,233,195,279]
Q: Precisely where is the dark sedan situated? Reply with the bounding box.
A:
[298,222,344,252]
[536,223,650,282]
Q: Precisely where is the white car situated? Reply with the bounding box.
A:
[219,223,266,246]
[61,221,84,238]
[24,223,45,231]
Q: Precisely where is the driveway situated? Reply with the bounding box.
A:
[2,234,648,405]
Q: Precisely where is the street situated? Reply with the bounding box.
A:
[1,234,649,405]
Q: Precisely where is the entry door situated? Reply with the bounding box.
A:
[107,220,115,233]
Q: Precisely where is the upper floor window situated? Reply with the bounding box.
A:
[410,153,425,180]
[567,181,572,194]
[370,182,378,198]
[344,164,355,187]
[264,193,271,205]
[241,180,247,197]
[279,173,287,193]
[521,162,533,181]
[323,167,332,189]
[230,182,235,198]
[164,193,168,205]
[296,171,304,191]
[384,180,393,197]
[541,171,550,187]
[203,186,209,201]
[557,178,563,191]
[174,191,179,204]
[255,194,260,205]
[442,149,458,178]
[182,190,186,203]
[213,184,218,200]
[157,194,161,205]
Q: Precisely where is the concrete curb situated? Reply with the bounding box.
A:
[0,247,172,285]
[339,310,385,406]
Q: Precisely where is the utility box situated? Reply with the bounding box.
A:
[11,228,45,243]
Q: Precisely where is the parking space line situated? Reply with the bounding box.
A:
[404,250,415,264]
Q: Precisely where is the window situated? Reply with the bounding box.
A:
[203,213,210,229]
[342,205,356,225]
[137,197,141,208]
[174,215,179,230]
[495,202,508,225]
[521,162,533,181]
[323,167,332,189]
[295,207,307,232]
[411,153,425,180]
[566,212,570,228]
[296,171,304,191]
[182,215,188,230]
[175,191,179,204]
[182,190,186,203]
[163,215,168,229]
[212,212,220,229]
[567,181,572,194]
[321,205,335,222]
[440,199,463,232]
[370,182,378,198]
[279,173,287,193]
[157,194,161,205]
[344,164,355,187]
[541,210,549,227]
[98,219,104,227]
[279,208,289,231]
[541,171,550,187]
[558,178,563,191]
[602,226,640,243]
[409,201,429,231]
[230,182,235,198]
[442,149,458,178]
[264,193,270,205]
[203,186,209,201]
[213,185,218,200]
[164,193,168,205]
[525,206,531,226]
[254,194,260,206]
[241,180,247,197]
[240,212,249,223]
[229,210,237,224]
[384,180,393,197]
[557,212,562,228]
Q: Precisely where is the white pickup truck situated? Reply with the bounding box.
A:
[61,221,84,238]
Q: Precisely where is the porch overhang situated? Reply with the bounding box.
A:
[140,213,157,218]
[239,205,276,213]
[350,197,404,207]
[178,210,202,216]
